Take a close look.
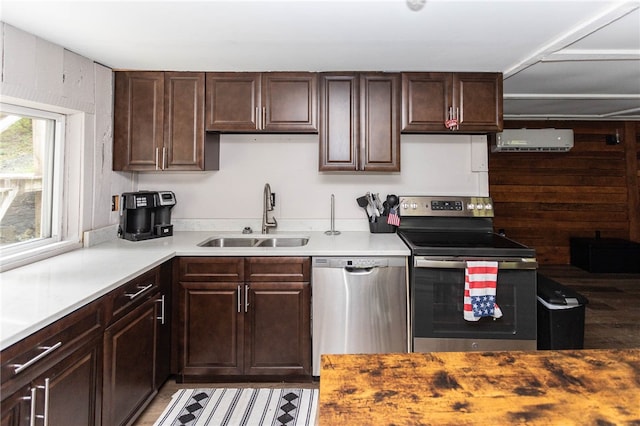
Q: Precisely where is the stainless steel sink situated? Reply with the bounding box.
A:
[197,236,309,248]
[256,237,309,247]
[198,237,259,247]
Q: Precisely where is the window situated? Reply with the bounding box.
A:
[0,104,64,256]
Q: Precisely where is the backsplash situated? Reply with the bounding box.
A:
[136,133,489,227]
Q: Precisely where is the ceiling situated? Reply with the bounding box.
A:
[1,0,639,120]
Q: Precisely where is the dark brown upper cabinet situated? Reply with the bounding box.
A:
[205,72,318,133]
[319,72,400,172]
[114,71,217,172]
[401,72,503,133]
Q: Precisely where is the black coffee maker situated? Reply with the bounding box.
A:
[118,191,176,241]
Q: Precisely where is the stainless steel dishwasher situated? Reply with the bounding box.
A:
[312,256,408,376]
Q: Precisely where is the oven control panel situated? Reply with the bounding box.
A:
[399,196,494,217]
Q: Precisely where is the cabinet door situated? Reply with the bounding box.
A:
[38,341,101,426]
[319,73,359,171]
[262,72,318,132]
[205,73,261,131]
[164,72,205,170]
[453,72,503,132]
[103,297,158,426]
[113,71,164,171]
[1,386,31,426]
[360,73,401,172]
[2,341,101,426]
[178,282,244,379]
[245,282,311,377]
[401,72,452,132]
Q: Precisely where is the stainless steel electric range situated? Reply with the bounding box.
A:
[397,195,538,352]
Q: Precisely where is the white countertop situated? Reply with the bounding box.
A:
[0,230,409,350]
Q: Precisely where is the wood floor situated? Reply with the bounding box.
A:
[133,265,639,425]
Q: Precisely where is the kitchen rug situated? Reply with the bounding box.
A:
[153,388,318,426]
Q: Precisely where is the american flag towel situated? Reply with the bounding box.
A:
[464,261,503,321]
[387,207,401,226]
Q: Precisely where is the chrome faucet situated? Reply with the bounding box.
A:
[262,183,277,234]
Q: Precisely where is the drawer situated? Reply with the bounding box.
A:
[1,298,104,394]
[179,257,244,282]
[245,257,310,282]
[108,267,160,322]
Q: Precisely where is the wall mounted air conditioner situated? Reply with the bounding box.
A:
[492,129,574,152]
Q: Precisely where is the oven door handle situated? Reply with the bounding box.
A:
[414,258,538,270]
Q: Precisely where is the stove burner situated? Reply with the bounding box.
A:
[397,196,535,259]
[398,230,535,258]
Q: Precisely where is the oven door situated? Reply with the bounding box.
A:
[412,257,537,352]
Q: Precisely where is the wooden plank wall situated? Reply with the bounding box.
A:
[488,120,640,265]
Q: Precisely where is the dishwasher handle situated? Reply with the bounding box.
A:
[344,267,377,274]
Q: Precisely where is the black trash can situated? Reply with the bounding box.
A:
[537,275,589,350]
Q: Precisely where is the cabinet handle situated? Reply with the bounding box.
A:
[14,342,62,374]
[156,295,166,325]
[162,146,167,170]
[237,285,241,313]
[262,107,266,130]
[155,147,159,170]
[22,387,36,426]
[36,378,50,426]
[245,284,249,313]
[455,107,460,130]
[255,107,260,130]
[125,283,153,300]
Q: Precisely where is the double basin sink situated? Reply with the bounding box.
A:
[198,236,309,248]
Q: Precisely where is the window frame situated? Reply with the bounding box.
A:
[0,103,68,264]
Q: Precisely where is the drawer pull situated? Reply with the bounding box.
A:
[125,283,153,300]
[14,342,62,374]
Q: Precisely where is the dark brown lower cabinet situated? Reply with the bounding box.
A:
[0,300,103,426]
[102,295,159,426]
[1,340,102,426]
[244,281,310,376]
[1,262,172,426]
[177,257,311,382]
[180,281,245,377]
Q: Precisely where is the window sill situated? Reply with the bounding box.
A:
[0,240,83,272]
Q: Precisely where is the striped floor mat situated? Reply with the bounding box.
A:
[153,388,318,426]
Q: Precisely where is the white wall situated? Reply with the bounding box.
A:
[1,22,490,236]
[137,133,489,231]
[0,23,132,238]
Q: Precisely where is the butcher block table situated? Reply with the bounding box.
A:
[319,349,640,425]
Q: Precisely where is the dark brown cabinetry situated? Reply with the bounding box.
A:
[114,71,218,171]
[1,342,102,426]
[401,72,503,133]
[177,257,311,381]
[1,263,172,426]
[205,72,318,132]
[102,265,170,426]
[319,73,400,171]
[0,300,103,426]
[103,298,158,426]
